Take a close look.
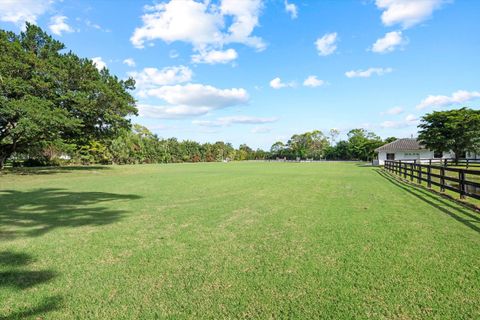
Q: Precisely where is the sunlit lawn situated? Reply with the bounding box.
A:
[1,162,479,319]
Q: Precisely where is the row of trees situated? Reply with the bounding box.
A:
[16,126,390,166]
[269,129,395,161]
[9,124,270,166]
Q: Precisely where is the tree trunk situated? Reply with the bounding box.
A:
[0,145,15,170]
[453,148,461,165]
[0,153,8,170]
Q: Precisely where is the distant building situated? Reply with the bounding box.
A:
[374,138,454,165]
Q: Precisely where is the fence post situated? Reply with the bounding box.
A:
[459,170,466,199]
[404,163,407,179]
[410,163,414,181]
[417,164,422,184]
[440,167,445,192]
[427,166,431,188]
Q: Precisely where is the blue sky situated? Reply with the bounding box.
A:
[1,0,479,149]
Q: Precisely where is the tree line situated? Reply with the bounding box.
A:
[269,129,396,161]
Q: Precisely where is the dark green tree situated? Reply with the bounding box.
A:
[0,24,136,168]
[418,107,480,162]
[347,129,383,161]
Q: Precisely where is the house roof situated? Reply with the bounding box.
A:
[375,138,426,152]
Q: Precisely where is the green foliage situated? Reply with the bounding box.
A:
[418,107,480,160]
[346,128,383,161]
[271,129,388,161]
[269,130,330,160]
[0,24,136,168]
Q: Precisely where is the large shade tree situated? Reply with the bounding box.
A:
[346,128,383,161]
[0,24,136,168]
[418,107,480,162]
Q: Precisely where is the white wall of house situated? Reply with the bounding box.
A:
[467,152,479,159]
[377,150,453,165]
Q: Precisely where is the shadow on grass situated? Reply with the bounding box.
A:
[1,166,110,176]
[376,169,480,234]
[0,188,141,240]
[0,251,61,320]
[355,163,375,167]
[0,296,62,320]
[0,187,141,318]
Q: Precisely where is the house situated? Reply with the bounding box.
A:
[374,138,454,165]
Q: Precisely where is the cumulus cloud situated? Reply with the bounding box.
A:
[48,15,74,36]
[144,84,249,108]
[138,104,211,119]
[191,48,238,64]
[416,90,480,109]
[123,58,136,67]
[303,75,325,88]
[91,57,107,70]
[375,0,447,29]
[269,77,294,89]
[371,31,406,53]
[345,67,393,78]
[381,114,419,129]
[128,66,192,91]
[130,0,264,63]
[315,32,337,56]
[193,115,278,127]
[0,0,54,27]
[381,106,404,115]
[284,0,298,19]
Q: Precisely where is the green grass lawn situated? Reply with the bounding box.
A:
[1,162,479,319]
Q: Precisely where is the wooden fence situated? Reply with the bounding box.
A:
[384,160,480,201]
[418,158,480,168]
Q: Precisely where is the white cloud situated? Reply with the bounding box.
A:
[48,15,74,36]
[123,58,136,67]
[269,77,294,89]
[130,0,265,54]
[138,104,211,119]
[193,115,277,127]
[0,0,54,27]
[381,106,404,115]
[371,31,406,53]
[85,19,110,32]
[416,90,480,109]
[131,0,221,49]
[405,114,418,123]
[85,19,101,30]
[381,114,419,128]
[128,66,193,90]
[143,84,249,109]
[303,75,325,88]
[284,0,298,19]
[315,32,337,56]
[191,48,238,64]
[375,0,447,29]
[251,126,272,134]
[380,120,402,129]
[91,57,107,70]
[345,67,393,78]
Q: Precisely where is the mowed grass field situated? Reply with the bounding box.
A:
[1,162,479,319]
